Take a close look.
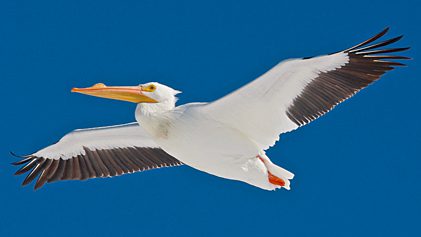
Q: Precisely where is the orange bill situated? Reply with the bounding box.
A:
[71,83,158,103]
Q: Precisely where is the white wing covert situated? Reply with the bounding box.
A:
[12,123,182,189]
[204,28,409,150]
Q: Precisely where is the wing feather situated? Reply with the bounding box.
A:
[12,123,182,189]
[204,28,409,150]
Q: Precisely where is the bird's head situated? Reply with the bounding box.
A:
[71,82,181,104]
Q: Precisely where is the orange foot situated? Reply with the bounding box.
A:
[268,171,285,186]
[257,155,285,187]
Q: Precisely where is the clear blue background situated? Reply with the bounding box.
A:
[1,0,420,236]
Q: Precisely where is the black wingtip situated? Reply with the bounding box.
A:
[34,183,43,191]
[10,152,33,166]
[11,157,32,166]
[14,158,38,175]
[376,27,390,38]
[366,55,411,60]
[361,47,410,55]
[10,151,22,158]
[344,27,393,53]
[21,160,45,186]
[10,151,30,159]
[378,27,390,37]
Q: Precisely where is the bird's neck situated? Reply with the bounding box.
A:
[135,100,175,139]
[135,99,175,121]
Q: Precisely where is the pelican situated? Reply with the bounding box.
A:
[12,28,409,190]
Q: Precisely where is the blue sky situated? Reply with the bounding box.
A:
[1,0,420,236]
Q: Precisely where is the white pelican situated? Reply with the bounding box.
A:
[13,28,409,190]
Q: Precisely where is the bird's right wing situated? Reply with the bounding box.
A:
[12,122,182,189]
[203,28,409,150]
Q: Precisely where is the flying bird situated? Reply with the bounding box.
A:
[12,28,409,190]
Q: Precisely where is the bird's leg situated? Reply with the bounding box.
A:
[257,155,285,187]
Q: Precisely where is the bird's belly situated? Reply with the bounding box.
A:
[155,119,260,179]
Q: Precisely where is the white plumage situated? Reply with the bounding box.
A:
[13,28,409,190]
[204,52,349,150]
[33,123,157,160]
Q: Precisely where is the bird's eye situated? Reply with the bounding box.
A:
[142,84,156,92]
[148,85,156,91]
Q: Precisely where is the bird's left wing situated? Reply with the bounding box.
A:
[203,28,409,150]
[12,122,182,189]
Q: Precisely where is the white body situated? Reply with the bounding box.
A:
[136,103,293,190]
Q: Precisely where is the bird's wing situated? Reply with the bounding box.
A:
[12,122,182,189]
[203,28,409,149]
